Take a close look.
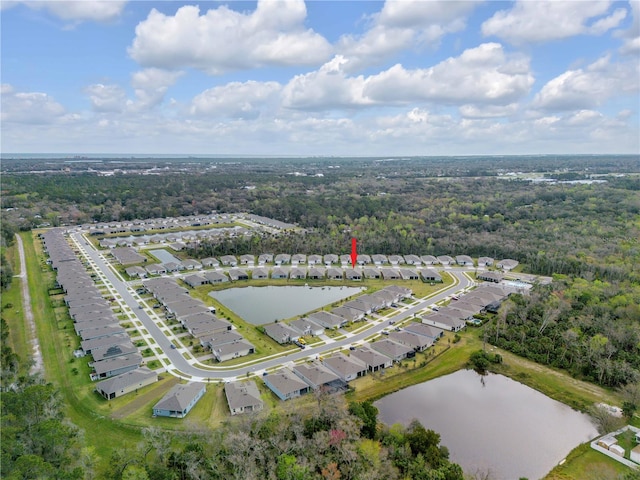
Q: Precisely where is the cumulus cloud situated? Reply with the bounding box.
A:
[363,43,534,105]
[128,1,332,74]
[11,1,126,23]
[482,1,627,44]
[532,55,639,110]
[130,68,183,111]
[618,0,640,54]
[338,0,476,71]
[282,56,370,110]
[85,83,127,112]
[1,85,66,123]
[190,81,282,119]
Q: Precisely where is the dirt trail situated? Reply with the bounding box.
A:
[15,234,44,376]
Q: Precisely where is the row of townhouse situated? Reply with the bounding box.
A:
[98,225,251,249]
[263,323,445,403]
[420,284,516,332]
[40,229,157,399]
[142,277,255,363]
[262,285,414,345]
[88,213,236,236]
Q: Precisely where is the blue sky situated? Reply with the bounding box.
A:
[1,0,639,155]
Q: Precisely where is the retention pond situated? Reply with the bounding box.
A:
[374,369,597,480]
[209,285,364,325]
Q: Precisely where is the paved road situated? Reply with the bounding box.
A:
[70,232,472,381]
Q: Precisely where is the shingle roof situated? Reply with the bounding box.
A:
[154,382,206,412]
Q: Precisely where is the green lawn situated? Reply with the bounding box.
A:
[545,442,629,480]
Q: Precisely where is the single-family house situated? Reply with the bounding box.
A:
[80,325,127,342]
[322,353,367,382]
[363,268,381,279]
[380,268,401,280]
[292,254,307,265]
[388,255,404,265]
[384,285,413,298]
[357,254,371,265]
[455,255,474,266]
[182,259,203,270]
[240,254,255,265]
[399,268,420,280]
[200,257,219,268]
[153,382,206,418]
[220,255,238,267]
[225,381,264,415]
[91,342,138,362]
[252,267,269,280]
[81,333,131,356]
[630,444,640,464]
[477,257,494,267]
[326,268,344,280]
[389,331,433,352]
[371,338,414,361]
[404,323,444,341]
[212,340,255,362]
[437,255,455,265]
[308,267,326,280]
[350,347,393,372]
[345,268,362,281]
[125,266,147,278]
[164,262,185,273]
[343,298,374,315]
[90,354,142,381]
[421,312,466,332]
[202,271,227,285]
[308,310,348,329]
[289,318,324,337]
[323,254,338,266]
[372,254,388,265]
[404,255,422,265]
[183,274,209,288]
[292,362,341,390]
[228,268,249,281]
[497,259,519,271]
[263,369,310,401]
[271,267,289,279]
[275,254,291,265]
[477,271,503,283]
[334,305,367,322]
[95,367,158,400]
[421,268,442,283]
[258,253,273,265]
[289,267,307,280]
[145,264,167,276]
[420,255,440,265]
[308,255,323,265]
[264,323,298,344]
[199,330,243,350]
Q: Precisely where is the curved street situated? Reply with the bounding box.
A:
[69,231,473,381]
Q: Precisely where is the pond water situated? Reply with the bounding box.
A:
[209,285,364,325]
[374,369,598,480]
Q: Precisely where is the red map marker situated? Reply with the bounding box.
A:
[350,238,357,268]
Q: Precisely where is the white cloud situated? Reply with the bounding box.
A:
[190,81,281,119]
[282,55,370,110]
[482,1,627,44]
[1,85,65,124]
[13,1,126,23]
[130,68,183,111]
[619,0,640,54]
[533,55,639,110]
[338,0,476,71]
[459,103,519,118]
[128,1,332,74]
[364,43,534,105]
[85,83,127,112]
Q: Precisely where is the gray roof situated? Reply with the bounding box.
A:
[350,347,392,368]
[265,369,309,396]
[293,362,340,388]
[95,367,157,396]
[404,323,443,339]
[91,354,142,375]
[225,380,263,411]
[389,331,433,350]
[370,339,413,359]
[322,353,366,378]
[154,382,206,412]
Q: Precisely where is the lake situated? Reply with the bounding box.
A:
[209,285,364,324]
[374,369,598,480]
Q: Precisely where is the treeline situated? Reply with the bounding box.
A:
[100,398,463,480]
[485,277,640,389]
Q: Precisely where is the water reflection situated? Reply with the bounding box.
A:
[375,369,597,480]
